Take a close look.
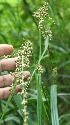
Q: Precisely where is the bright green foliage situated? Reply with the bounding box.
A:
[50,85,59,125]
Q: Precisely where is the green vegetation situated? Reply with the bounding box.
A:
[0,0,70,125]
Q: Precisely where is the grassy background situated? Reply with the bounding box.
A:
[0,0,70,125]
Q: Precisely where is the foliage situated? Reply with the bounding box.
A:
[0,0,70,125]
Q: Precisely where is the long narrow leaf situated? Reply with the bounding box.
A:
[50,85,60,125]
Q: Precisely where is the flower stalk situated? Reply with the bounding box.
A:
[11,40,33,125]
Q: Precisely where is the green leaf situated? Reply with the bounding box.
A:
[13,95,23,109]
[50,85,60,125]
[0,116,20,124]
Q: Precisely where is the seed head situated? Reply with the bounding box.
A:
[36,64,43,74]
[33,2,54,40]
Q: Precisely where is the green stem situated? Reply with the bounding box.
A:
[36,74,42,125]
[0,81,17,122]
[37,30,42,124]
[39,30,41,58]
[31,36,49,78]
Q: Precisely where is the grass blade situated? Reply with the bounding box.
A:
[50,85,60,125]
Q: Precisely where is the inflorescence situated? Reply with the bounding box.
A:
[10,40,33,125]
[36,64,43,74]
[33,2,54,40]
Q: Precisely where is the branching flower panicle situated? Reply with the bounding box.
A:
[33,2,54,40]
[10,40,33,125]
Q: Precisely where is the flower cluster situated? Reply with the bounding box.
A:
[33,2,54,40]
[33,2,48,19]
[10,40,33,125]
[36,64,43,74]
[52,67,57,80]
